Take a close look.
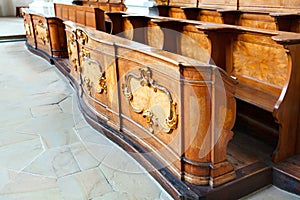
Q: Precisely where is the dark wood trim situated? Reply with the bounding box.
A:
[26,42,54,65]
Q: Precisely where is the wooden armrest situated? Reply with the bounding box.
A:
[195,24,231,31]
[272,32,300,44]
[269,12,299,17]
[217,9,241,14]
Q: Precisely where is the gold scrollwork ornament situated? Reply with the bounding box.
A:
[122,67,178,134]
[98,73,107,94]
[76,29,88,45]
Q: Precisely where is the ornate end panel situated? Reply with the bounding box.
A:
[232,34,289,88]
[122,67,178,134]
[34,20,49,45]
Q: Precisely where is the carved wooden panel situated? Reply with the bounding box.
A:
[80,47,107,96]
[232,34,288,88]
[32,16,51,56]
[122,67,178,134]
[23,11,36,48]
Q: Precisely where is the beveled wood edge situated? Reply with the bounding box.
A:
[107,11,300,44]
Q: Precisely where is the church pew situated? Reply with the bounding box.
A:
[80,0,127,12]
[54,3,106,32]
[64,21,238,188]
[153,0,300,33]
[22,9,68,63]
[106,13,300,163]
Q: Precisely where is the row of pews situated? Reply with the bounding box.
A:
[106,12,300,164]
[22,1,300,199]
[153,0,300,33]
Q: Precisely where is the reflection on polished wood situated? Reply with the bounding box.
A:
[106,12,300,163]
[64,21,237,188]
[22,4,300,198]
[152,0,300,33]
[54,3,106,31]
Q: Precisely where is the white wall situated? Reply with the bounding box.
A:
[0,0,34,16]
[29,0,72,16]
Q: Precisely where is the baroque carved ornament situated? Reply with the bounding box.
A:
[122,67,178,134]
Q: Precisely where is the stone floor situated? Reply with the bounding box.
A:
[0,17,25,37]
[0,17,300,200]
[0,41,173,200]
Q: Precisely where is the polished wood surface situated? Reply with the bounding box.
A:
[22,9,68,59]
[54,3,106,31]
[155,0,300,12]
[106,12,300,163]
[22,8,300,198]
[153,0,300,33]
[64,21,237,187]
[80,0,127,12]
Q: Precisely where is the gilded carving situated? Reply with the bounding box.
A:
[35,20,49,45]
[80,47,107,95]
[232,40,288,87]
[67,31,79,72]
[122,67,178,133]
[24,19,32,37]
[76,29,88,45]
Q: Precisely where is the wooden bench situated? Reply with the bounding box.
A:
[80,0,127,12]
[64,20,237,188]
[54,3,106,32]
[106,12,300,163]
[153,0,300,33]
[22,9,68,63]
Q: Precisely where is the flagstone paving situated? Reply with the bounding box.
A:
[0,41,173,200]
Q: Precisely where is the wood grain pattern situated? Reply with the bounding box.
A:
[54,3,106,31]
[63,21,237,187]
[154,0,300,33]
[107,12,300,163]
[23,9,68,58]
[232,35,288,88]
[80,0,127,12]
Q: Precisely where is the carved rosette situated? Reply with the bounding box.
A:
[122,67,178,133]
[34,20,49,45]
